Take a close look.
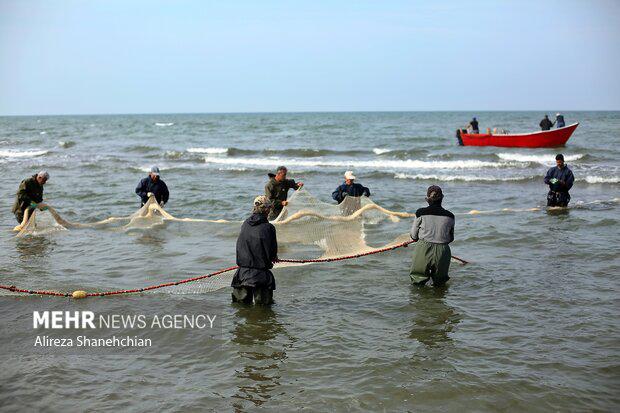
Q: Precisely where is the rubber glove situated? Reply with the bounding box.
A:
[147,192,154,198]
[29,201,38,210]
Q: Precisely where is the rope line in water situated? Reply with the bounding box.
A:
[0,240,467,299]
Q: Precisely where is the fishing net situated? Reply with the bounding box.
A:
[7,190,414,296]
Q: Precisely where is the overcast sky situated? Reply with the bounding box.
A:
[1,0,619,115]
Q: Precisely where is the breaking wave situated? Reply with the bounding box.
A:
[0,149,49,158]
[187,147,228,154]
[373,148,392,155]
[203,156,515,170]
[584,176,620,184]
[155,122,174,126]
[394,173,537,182]
[497,153,585,163]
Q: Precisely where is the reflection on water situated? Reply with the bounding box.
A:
[132,230,167,251]
[15,236,53,265]
[230,305,292,411]
[409,285,461,347]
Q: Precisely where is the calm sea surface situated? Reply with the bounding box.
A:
[0,112,619,411]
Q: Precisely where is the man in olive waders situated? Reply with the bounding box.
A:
[409,185,455,286]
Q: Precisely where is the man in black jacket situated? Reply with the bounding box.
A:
[539,115,553,131]
[544,154,574,207]
[332,171,371,204]
[135,166,169,207]
[12,171,49,223]
[231,196,279,305]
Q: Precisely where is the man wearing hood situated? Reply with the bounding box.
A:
[554,113,566,128]
[12,171,50,223]
[409,185,455,287]
[544,154,574,207]
[231,196,279,305]
[264,166,304,220]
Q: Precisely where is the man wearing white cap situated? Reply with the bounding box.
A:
[331,171,371,204]
[554,113,565,128]
[135,166,169,207]
[231,195,278,305]
[12,171,49,223]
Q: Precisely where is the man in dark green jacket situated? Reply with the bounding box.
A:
[12,171,49,223]
[264,166,304,220]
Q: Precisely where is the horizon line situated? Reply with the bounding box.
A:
[1,109,619,117]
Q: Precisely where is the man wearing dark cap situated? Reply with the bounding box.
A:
[264,166,304,220]
[409,185,455,287]
[544,154,574,207]
[231,196,278,305]
[12,171,50,223]
[135,166,169,207]
[466,117,479,134]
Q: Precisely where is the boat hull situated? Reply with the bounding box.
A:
[458,123,579,148]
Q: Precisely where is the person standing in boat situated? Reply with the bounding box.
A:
[466,117,479,134]
[544,154,574,207]
[554,113,566,128]
[409,185,455,287]
[539,114,553,131]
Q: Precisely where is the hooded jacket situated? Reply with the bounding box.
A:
[135,176,169,205]
[231,213,278,290]
[12,175,44,216]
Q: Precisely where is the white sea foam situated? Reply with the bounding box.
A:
[40,131,47,135]
[373,148,392,155]
[394,173,534,182]
[584,176,620,184]
[497,153,584,163]
[187,147,228,154]
[155,122,174,126]
[0,149,48,158]
[203,156,512,170]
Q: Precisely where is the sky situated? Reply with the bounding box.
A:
[0,0,619,115]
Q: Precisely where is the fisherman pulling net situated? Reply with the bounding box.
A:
[4,186,441,296]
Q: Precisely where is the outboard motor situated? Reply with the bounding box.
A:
[456,129,464,146]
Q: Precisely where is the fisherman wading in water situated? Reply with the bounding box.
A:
[544,153,574,207]
[135,166,169,207]
[265,166,303,221]
[409,185,455,287]
[231,196,278,305]
[12,171,50,224]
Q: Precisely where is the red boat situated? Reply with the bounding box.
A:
[456,123,579,148]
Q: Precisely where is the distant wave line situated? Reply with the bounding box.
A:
[203,156,518,170]
[497,153,585,163]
